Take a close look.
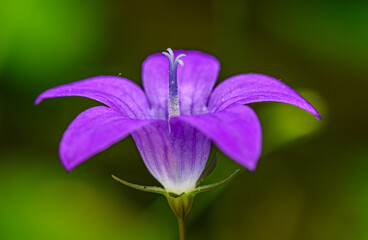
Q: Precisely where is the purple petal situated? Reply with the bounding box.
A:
[131,120,211,193]
[60,106,156,171]
[142,50,220,119]
[35,76,150,119]
[208,73,321,119]
[172,105,262,171]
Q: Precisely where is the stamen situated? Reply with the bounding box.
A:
[162,48,186,122]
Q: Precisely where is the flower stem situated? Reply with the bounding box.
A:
[166,194,193,240]
[177,215,188,240]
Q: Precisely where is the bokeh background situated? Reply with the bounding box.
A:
[0,0,367,239]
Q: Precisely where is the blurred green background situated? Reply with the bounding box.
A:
[0,0,367,239]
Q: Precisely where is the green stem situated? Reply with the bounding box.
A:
[177,215,187,240]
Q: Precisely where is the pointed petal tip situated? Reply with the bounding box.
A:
[315,111,322,120]
[237,157,258,171]
[62,165,72,172]
[248,163,257,171]
[303,99,321,120]
[34,95,43,105]
[306,105,321,120]
[209,73,323,121]
[61,159,75,172]
[59,144,78,172]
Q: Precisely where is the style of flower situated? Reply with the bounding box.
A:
[35,48,320,195]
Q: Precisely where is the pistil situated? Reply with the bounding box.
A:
[162,48,185,121]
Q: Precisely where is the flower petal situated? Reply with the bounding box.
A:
[35,76,150,119]
[131,120,211,194]
[142,50,220,119]
[60,106,156,171]
[172,105,262,171]
[208,73,321,119]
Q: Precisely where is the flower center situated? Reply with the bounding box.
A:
[162,48,186,121]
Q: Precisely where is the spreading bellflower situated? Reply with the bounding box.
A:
[36,48,320,239]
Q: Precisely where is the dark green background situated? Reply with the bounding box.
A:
[1,0,367,239]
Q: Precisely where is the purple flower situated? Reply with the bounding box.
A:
[36,48,320,194]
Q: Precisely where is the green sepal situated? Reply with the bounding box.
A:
[112,168,240,227]
[194,169,240,194]
[111,174,166,195]
[112,168,240,196]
